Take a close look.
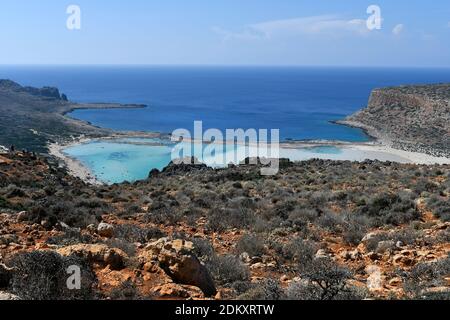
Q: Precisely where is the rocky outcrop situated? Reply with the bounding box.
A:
[143,238,217,297]
[0,79,66,100]
[342,84,450,157]
[57,244,127,271]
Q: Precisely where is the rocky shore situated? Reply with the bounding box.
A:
[341,84,450,158]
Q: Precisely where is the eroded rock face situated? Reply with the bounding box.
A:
[57,244,127,271]
[145,238,217,297]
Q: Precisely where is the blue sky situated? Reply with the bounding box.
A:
[0,0,449,66]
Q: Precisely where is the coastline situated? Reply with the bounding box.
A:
[50,130,450,185]
[48,138,102,186]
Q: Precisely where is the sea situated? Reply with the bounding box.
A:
[1,66,450,183]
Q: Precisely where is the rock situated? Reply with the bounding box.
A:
[152,283,204,299]
[315,249,328,259]
[361,231,380,243]
[340,249,361,261]
[57,244,127,270]
[239,252,251,264]
[366,265,384,292]
[86,224,97,234]
[0,291,21,300]
[395,241,404,248]
[388,277,402,287]
[250,262,265,270]
[16,211,29,222]
[0,263,13,288]
[145,238,216,297]
[392,250,416,267]
[0,234,19,246]
[280,275,289,282]
[376,240,396,254]
[97,222,114,238]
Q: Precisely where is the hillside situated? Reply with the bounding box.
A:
[0,80,145,153]
[340,84,450,158]
[0,151,449,300]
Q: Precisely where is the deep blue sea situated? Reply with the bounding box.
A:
[2,66,450,183]
[2,66,450,142]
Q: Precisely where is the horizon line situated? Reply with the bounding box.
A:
[1,63,450,70]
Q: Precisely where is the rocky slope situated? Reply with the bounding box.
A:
[0,151,448,300]
[0,80,146,153]
[341,84,450,157]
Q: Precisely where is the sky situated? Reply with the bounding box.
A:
[0,0,449,67]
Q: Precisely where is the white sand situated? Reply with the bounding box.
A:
[48,139,103,185]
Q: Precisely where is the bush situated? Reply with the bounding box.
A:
[236,234,265,257]
[281,238,316,267]
[207,254,250,286]
[404,255,450,299]
[295,258,363,300]
[358,193,419,226]
[238,279,284,300]
[8,251,96,300]
[427,196,450,222]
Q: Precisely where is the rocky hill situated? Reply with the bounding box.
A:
[341,84,450,157]
[0,80,146,153]
[0,151,448,300]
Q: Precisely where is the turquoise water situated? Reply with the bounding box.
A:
[64,138,345,184]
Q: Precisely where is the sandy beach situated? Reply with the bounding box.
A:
[48,138,102,185]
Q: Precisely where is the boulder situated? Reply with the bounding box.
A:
[392,250,416,267]
[97,222,114,238]
[57,244,127,270]
[145,238,216,297]
[376,240,396,254]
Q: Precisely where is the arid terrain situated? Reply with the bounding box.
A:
[0,151,448,300]
[0,80,449,300]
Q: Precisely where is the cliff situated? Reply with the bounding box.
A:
[342,84,450,157]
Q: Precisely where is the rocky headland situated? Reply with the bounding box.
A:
[339,84,450,158]
[0,79,148,153]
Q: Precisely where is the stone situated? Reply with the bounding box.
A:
[376,240,396,254]
[340,249,361,261]
[392,250,415,267]
[388,277,402,287]
[0,291,20,300]
[361,231,380,243]
[153,283,204,299]
[57,244,127,270]
[250,262,265,270]
[315,249,328,259]
[97,222,114,238]
[239,252,251,263]
[145,238,216,297]
[16,211,28,222]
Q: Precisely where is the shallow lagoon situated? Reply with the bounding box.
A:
[63,138,411,184]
